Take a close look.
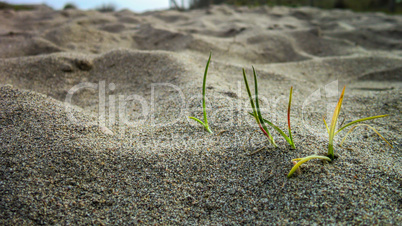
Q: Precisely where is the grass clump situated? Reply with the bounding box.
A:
[243,67,296,149]
[287,85,392,178]
[323,86,392,160]
[189,52,213,134]
[243,67,276,147]
[257,86,296,149]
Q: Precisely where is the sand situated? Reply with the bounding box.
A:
[0,5,401,224]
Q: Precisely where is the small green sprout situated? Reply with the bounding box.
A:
[243,67,276,147]
[244,67,295,149]
[287,155,331,178]
[189,52,213,134]
[324,86,392,160]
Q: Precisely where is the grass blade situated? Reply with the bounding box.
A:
[335,115,389,135]
[287,86,295,149]
[189,52,213,134]
[252,114,293,147]
[242,68,259,122]
[188,116,206,127]
[288,155,331,178]
[202,52,212,128]
[328,86,346,159]
[340,124,393,148]
[323,117,329,134]
[252,67,276,147]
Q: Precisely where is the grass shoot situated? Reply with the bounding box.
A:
[243,67,277,147]
[189,52,213,134]
[256,86,296,149]
[288,85,392,178]
[244,67,295,149]
[324,86,392,160]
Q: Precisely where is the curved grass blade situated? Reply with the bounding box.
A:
[189,52,213,134]
[288,155,331,178]
[250,113,293,148]
[189,116,206,127]
[340,124,393,148]
[335,115,389,135]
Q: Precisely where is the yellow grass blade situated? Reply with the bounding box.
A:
[329,86,345,142]
[328,86,345,159]
[291,158,304,161]
[335,115,389,135]
[340,124,393,148]
[323,117,329,134]
[287,155,331,178]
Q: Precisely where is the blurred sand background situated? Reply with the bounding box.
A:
[0,3,401,224]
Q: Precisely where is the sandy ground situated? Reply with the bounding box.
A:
[0,5,401,224]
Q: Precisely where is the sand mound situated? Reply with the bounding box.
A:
[0,5,401,224]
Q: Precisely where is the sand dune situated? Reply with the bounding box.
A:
[0,5,401,224]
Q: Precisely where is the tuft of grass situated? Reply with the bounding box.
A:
[324,86,392,160]
[288,85,392,178]
[189,52,213,134]
[256,86,296,149]
[244,67,296,149]
[243,67,276,147]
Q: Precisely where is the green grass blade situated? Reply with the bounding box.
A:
[242,68,259,121]
[249,112,293,147]
[188,52,213,134]
[335,115,389,135]
[252,67,263,124]
[340,124,393,148]
[252,67,276,147]
[189,116,206,127]
[287,86,295,149]
[205,125,213,134]
[263,118,292,147]
[243,68,276,147]
[288,155,331,178]
[202,52,212,129]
